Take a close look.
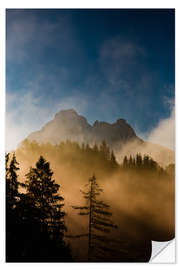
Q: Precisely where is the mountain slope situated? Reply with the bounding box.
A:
[27,109,174,166]
[27,109,141,146]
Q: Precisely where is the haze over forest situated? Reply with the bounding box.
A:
[6,109,175,262]
[6,9,175,263]
[26,109,174,167]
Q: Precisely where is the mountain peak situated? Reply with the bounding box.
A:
[93,120,110,127]
[116,118,127,124]
[27,110,140,147]
[55,109,78,118]
[24,109,174,167]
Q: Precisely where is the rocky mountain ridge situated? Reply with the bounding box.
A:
[27,109,141,147]
[26,109,174,166]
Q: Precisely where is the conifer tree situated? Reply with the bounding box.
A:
[6,153,21,209]
[72,175,117,261]
[24,156,73,261]
[6,153,10,178]
[132,157,136,167]
[143,155,150,169]
[6,155,72,262]
[6,153,27,261]
[123,155,128,168]
[136,153,142,168]
[25,156,66,237]
[99,140,110,160]
[110,150,118,167]
[93,143,99,153]
[129,155,133,168]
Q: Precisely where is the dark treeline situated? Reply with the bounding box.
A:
[16,139,119,182]
[122,153,175,178]
[17,139,118,171]
[6,153,119,262]
[6,140,175,262]
[6,153,72,262]
[123,153,159,171]
[16,139,173,176]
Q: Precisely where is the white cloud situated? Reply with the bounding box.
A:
[115,98,175,166]
[6,91,48,151]
[6,91,88,151]
[147,104,175,150]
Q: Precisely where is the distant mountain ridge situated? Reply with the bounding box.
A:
[27,109,174,166]
[28,109,141,146]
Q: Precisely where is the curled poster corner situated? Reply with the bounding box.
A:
[150,240,175,263]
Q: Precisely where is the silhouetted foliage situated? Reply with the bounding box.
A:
[16,139,120,179]
[99,140,110,160]
[6,153,21,209]
[72,175,117,261]
[123,155,128,168]
[25,156,65,231]
[110,150,118,167]
[6,154,72,262]
[122,153,159,172]
[10,139,174,262]
[6,153,22,260]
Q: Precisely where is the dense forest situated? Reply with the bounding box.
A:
[6,140,175,262]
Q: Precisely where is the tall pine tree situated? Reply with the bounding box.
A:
[25,156,66,235]
[24,156,72,261]
[72,175,117,261]
[6,153,21,209]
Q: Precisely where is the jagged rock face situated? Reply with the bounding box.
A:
[26,109,174,166]
[92,119,137,145]
[27,109,140,147]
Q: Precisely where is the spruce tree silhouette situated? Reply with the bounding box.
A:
[6,155,72,262]
[99,140,110,160]
[6,153,22,261]
[123,155,128,168]
[6,153,21,208]
[122,153,159,172]
[72,175,117,261]
[25,155,72,261]
[25,156,64,227]
[110,150,118,167]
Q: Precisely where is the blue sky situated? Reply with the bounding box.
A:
[6,9,175,150]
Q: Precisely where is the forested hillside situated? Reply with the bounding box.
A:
[6,139,174,262]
